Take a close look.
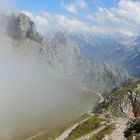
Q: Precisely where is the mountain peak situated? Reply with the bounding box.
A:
[8,13,43,43]
[52,31,69,46]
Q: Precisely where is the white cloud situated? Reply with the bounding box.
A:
[55,15,93,32]
[21,10,135,38]
[62,0,88,14]
[22,0,140,37]
[62,3,77,14]
[118,29,134,36]
[87,0,140,36]
[76,0,88,9]
[32,12,128,38]
[0,0,15,12]
[21,11,34,19]
[31,12,95,33]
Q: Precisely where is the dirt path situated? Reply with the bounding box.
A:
[102,118,127,140]
[110,118,127,140]
[76,125,106,140]
[80,87,104,103]
[55,115,94,140]
[73,80,104,104]
[26,130,48,140]
[76,118,127,140]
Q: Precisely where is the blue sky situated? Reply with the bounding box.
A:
[13,0,140,37]
[16,0,63,14]
[16,0,119,15]
[15,0,121,25]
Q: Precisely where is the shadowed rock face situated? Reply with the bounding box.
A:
[16,13,31,37]
[8,13,43,42]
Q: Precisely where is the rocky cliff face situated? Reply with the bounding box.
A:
[98,79,140,118]
[8,13,43,42]
[73,56,128,92]
[96,79,140,139]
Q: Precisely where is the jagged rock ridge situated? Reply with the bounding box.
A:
[98,79,140,118]
[49,31,128,92]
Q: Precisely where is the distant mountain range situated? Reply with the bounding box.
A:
[105,36,140,78]
[69,33,122,61]
[64,29,140,79]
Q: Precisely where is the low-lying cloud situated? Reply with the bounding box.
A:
[0,10,98,139]
[0,36,98,140]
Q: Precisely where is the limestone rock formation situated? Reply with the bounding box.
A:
[8,13,43,42]
[98,79,140,118]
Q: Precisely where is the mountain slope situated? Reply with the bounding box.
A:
[92,79,140,140]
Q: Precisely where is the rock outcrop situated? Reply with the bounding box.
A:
[8,13,43,42]
[95,79,140,139]
[98,79,140,118]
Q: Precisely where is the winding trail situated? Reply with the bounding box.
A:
[103,118,127,140]
[55,114,94,140]
[78,86,104,104]
[26,130,48,140]
[73,79,104,104]
[76,125,106,140]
